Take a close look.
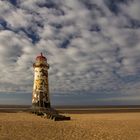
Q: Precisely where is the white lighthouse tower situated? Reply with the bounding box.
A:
[32,53,50,110]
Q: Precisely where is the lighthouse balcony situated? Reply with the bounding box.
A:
[33,63,49,68]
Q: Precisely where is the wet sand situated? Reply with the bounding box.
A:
[0,112,140,140]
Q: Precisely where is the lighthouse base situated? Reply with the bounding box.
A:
[32,102,51,113]
[31,107,71,121]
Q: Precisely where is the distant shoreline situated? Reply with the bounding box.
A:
[0,104,140,108]
[0,105,140,114]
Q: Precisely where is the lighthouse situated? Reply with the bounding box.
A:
[32,53,50,110]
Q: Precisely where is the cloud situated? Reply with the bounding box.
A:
[120,0,140,20]
[0,0,139,104]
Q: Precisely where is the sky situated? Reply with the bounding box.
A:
[0,0,140,106]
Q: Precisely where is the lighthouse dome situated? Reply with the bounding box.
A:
[36,52,47,61]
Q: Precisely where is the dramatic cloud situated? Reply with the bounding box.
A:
[0,0,140,104]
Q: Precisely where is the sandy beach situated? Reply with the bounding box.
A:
[0,112,140,140]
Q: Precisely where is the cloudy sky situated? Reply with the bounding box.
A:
[0,0,140,106]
